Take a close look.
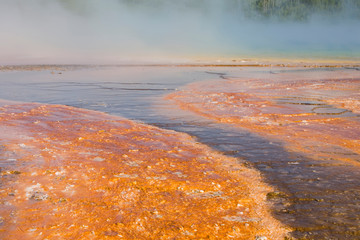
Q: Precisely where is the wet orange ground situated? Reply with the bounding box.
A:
[167,69,360,165]
[0,101,287,239]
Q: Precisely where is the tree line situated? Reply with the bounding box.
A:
[245,0,360,20]
[57,0,360,21]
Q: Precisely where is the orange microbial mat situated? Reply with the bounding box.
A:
[0,101,287,239]
[168,68,360,165]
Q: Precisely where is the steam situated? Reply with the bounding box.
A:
[1,0,359,64]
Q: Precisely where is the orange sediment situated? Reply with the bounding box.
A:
[0,101,287,239]
[167,69,360,165]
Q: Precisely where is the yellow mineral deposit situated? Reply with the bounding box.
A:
[167,69,360,165]
[0,101,287,239]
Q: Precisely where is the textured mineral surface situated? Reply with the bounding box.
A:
[167,68,360,165]
[0,100,286,239]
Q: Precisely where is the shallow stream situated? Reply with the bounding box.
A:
[1,66,360,239]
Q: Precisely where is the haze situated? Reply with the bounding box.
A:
[1,0,359,64]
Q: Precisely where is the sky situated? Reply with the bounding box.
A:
[1,0,359,64]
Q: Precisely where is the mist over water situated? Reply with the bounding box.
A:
[1,0,359,64]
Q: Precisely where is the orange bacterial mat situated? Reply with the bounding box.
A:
[0,101,287,239]
[167,69,360,166]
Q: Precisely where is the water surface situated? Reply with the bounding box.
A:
[1,66,360,239]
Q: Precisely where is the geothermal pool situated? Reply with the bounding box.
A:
[0,65,360,239]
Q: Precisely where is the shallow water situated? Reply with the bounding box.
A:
[1,66,360,239]
[0,102,285,239]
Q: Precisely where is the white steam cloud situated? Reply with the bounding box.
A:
[0,0,359,64]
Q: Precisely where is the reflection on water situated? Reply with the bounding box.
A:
[276,97,354,116]
[1,66,360,238]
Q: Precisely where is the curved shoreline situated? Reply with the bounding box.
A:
[2,65,360,238]
[0,100,288,239]
[165,67,360,238]
[166,68,360,166]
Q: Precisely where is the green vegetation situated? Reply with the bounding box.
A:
[120,0,360,21]
[57,0,360,21]
[243,0,359,20]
